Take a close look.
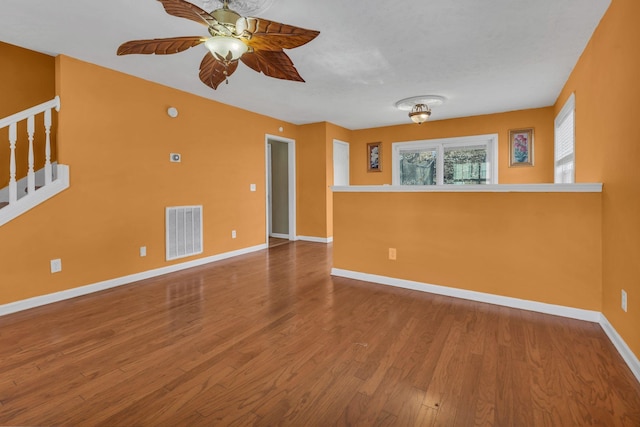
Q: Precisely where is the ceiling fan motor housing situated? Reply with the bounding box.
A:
[212,7,241,26]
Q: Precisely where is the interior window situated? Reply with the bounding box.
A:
[555,93,576,183]
[393,135,498,185]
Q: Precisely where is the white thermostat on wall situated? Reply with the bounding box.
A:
[170,153,181,162]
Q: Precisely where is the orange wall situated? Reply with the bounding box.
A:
[556,0,640,357]
[0,42,56,187]
[296,121,353,239]
[325,123,352,237]
[297,122,328,238]
[0,55,294,305]
[350,108,554,185]
[0,42,55,117]
[334,191,602,311]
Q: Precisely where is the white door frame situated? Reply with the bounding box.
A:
[265,134,296,242]
[333,139,350,186]
[267,143,273,236]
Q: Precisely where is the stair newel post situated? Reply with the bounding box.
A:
[27,115,35,194]
[44,108,52,185]
[9,122,17,204]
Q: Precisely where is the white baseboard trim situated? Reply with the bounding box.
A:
[297,236,333,244]
[0,243,268,317]
[599,314,640,383]
[331,268,601,322]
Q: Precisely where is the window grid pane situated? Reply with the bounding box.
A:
[392,135,498,185]
[400,150,437,185]
[555,95,575,183]
[556,110,574,159]
[555,159,574,184]
[444,146,488,185]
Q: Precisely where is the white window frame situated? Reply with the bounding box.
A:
[392,134,499,185]
[554,93,576,183]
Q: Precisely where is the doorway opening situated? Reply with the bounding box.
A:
[333,139,350,186]
[265,135,296,247]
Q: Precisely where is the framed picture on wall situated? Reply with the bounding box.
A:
[509,128,534,167]
[367,142,382,172]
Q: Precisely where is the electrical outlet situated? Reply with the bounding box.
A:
[50,258,62,273]
[140,246,147,257]
[170,153,181,163]
[250,184,256,192]
[232,230,237,239]
[388,248,397,260]
[621,289,628,312]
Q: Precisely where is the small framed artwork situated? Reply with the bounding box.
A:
[367,142,382,172]
[509,128,534,167]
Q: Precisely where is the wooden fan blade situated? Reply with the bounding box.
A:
[199,52,239,90]
[240,17,320,51]
[240,50,304,82]
[117,36,205,55]
[157,0,217,26]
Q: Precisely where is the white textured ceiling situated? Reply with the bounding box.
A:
[0,0,610,130]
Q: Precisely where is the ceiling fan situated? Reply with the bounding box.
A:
[117,0,320,90]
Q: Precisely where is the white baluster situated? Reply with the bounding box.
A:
[9,122,17,204]
[27,115,35,194]
[44,108,52,185]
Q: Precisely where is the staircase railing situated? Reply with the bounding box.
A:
[0,96,69,227]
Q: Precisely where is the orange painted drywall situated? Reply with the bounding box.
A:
[0,55,295,305]
[325,122,352,238]
[556,0,640,358]
[0,42,56,188]
[296,121,352,239]
[0,42,55,117]
[296,122,328,238]
[333,191,602,311]
[350,108,554,185]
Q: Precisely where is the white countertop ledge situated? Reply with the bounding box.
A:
[331,183,603,193]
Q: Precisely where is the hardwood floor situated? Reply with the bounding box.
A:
[0,241,639,426]
[268,237,291,248]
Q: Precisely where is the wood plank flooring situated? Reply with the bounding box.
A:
[268,237,291,248]
[0,241,639,426]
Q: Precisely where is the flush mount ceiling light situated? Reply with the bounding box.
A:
[395,95,446,124]
[409,104,431,124]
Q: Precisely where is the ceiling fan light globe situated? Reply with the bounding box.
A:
[205,36,248,61]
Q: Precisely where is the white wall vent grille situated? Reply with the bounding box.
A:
[166,206,203,261]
